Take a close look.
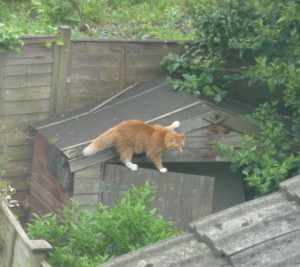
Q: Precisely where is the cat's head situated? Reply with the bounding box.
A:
[165,132,186,152]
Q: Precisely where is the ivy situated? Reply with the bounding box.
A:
[162,0,300,196]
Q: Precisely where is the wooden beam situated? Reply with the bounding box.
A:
[50,26,71,115]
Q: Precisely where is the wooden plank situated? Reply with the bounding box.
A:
[5,130,33,146]
[5,159,32,178]
[127,54,166,67]
[71,54,122,67]
[22,35,56,45]
[5,44,52,58]
[5,56,53,66]
[73,164,101,194]
[0,54,5,116]
[2,100,50,115]
[2,176,30,191]
[126,67,166,80]
[118,42,128,90]
[2,87,51,102]
[102,164,215,231]
[71,41,123,55]
[73,193,99,206]
[4,64,52,76]
[4,73,52,89]
[71,66,119,80]
[0,113,49,129]
[127,42,180,55]
[50,26,71,115]
[6,145,33,160]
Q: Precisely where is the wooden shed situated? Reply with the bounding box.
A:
[29,79,255,231]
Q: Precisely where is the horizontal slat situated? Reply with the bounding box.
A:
[5,56,53,66]
[0,113,49,129]
[5,64,52,76]
[72,41,123,55]
[4,73,52,89]
[2,87,51,101]
[5,44,52,58]
[6,145,33,160]
[1,100,50,115]
[4,159,32,178]
[71,54,121,67]
[71,66,119,80]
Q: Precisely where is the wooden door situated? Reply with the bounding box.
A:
[100,164,214,231]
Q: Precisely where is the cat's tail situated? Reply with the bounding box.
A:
[167,121,180,130]
[82,127,116,156]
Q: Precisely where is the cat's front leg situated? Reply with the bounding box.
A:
[124,161,138,171]
[159,167,168,173]
[148,153,167,173]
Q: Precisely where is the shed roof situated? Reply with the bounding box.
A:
[32,78,255,171]
[99,175,300,267]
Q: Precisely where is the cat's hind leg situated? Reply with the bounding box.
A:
[119,148,138,171]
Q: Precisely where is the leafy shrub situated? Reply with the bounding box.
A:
[27,183,178,267]
[162,0,300,196]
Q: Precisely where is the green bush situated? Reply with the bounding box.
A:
[162,0,300,196]
[27,183,178,267]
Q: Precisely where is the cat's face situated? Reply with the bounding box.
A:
[166,133,186,152]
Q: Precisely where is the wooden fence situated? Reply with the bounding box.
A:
[0,202,52,267]
[0,26,181,213]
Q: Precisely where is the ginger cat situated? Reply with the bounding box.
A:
[82,120,185,173]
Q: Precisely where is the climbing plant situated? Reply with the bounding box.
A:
[162,0,300,196]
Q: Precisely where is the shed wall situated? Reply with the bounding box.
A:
[30,133,72,215]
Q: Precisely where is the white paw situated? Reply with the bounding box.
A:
[125,161,138,171]
[130,164,138,171]
[171,121,180,129]
[159,167,168,173]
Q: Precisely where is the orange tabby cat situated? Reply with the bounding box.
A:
[82,120,185,173]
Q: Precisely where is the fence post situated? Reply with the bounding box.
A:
[50,26,71,115]
[118,42,128,91]
[0,54,5,116]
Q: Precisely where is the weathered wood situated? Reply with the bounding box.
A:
[5,44,52,59]
[73,165,101,194]
[4,73,52,89]
[101,164,215,231]
[22,35,56,44]
[71,41,123,55]
[0,54,5,116]
[7,145,33,161]
[118,42,128,90]
[50,26,71,115]
[2,87,51,102]
[5,159,32,178]
[5,56,53,66]
[5,64,52,76]
[0,202,52,267]
[73,193,99,206]
[0,113,49,129]
[2,100,50,115]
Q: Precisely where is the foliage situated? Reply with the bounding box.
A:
[162,0,300,196]
[27,183,178,267]
[0,123,18,207]
[0,0,196,45]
